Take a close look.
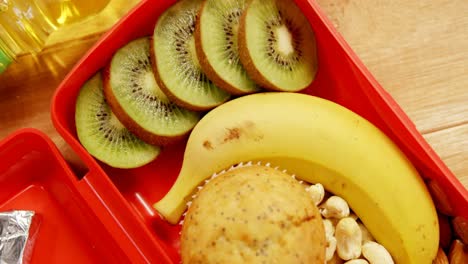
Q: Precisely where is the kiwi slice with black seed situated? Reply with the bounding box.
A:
[75,72,160,169]
[103,37,201,146]
[195,0,261,95]
[151,0,231,111]
[239,0,318,92]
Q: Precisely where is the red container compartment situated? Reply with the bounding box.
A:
[40,0,468,263]
[0,129,129,263]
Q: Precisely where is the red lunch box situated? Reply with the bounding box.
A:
[0,0,466,263]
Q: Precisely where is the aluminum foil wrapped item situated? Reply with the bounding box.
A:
[0,211,40,264]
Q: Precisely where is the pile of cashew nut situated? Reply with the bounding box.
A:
[305,183,395,264]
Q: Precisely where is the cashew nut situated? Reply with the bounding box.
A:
[320,196,350,219]
[323,219,335,239]
[344,259,369,264]
[362,241,394,264]
[358,222,374,243]
[324,218,338,261]
[326,236,338,261]
[306,183,325,205]
[335,217,362,260]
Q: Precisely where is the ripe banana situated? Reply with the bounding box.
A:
[153,92,438,263]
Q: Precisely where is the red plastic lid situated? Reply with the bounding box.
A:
[0,129,131,263]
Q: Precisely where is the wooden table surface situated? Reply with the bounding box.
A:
[0,0,467,188]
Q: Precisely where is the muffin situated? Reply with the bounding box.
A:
[180,164,326,264]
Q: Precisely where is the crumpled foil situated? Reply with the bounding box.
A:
[0,211,38,264]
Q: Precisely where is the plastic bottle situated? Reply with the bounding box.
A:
[0,0,110,73]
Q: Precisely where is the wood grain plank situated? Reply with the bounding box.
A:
[424,124,468,187]
[317,0,468,132]
[0,35,102,164]
[317,0,468,182]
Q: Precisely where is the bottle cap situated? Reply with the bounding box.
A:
[0,47,12,74]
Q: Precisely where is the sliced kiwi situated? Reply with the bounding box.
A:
[151,0,231,111]
[195,0,261,95]
[75,72,160,169]
[103,37,201,146]
[238,0,318,92]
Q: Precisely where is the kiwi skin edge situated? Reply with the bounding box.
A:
[102,65,189,147]
[237,3,278,92]
[238,2,308,92]
[150,36,225,112]
[195,2,254,96]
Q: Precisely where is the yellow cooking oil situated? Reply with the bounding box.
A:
[48,0,111,25]
[0,0,110,73]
